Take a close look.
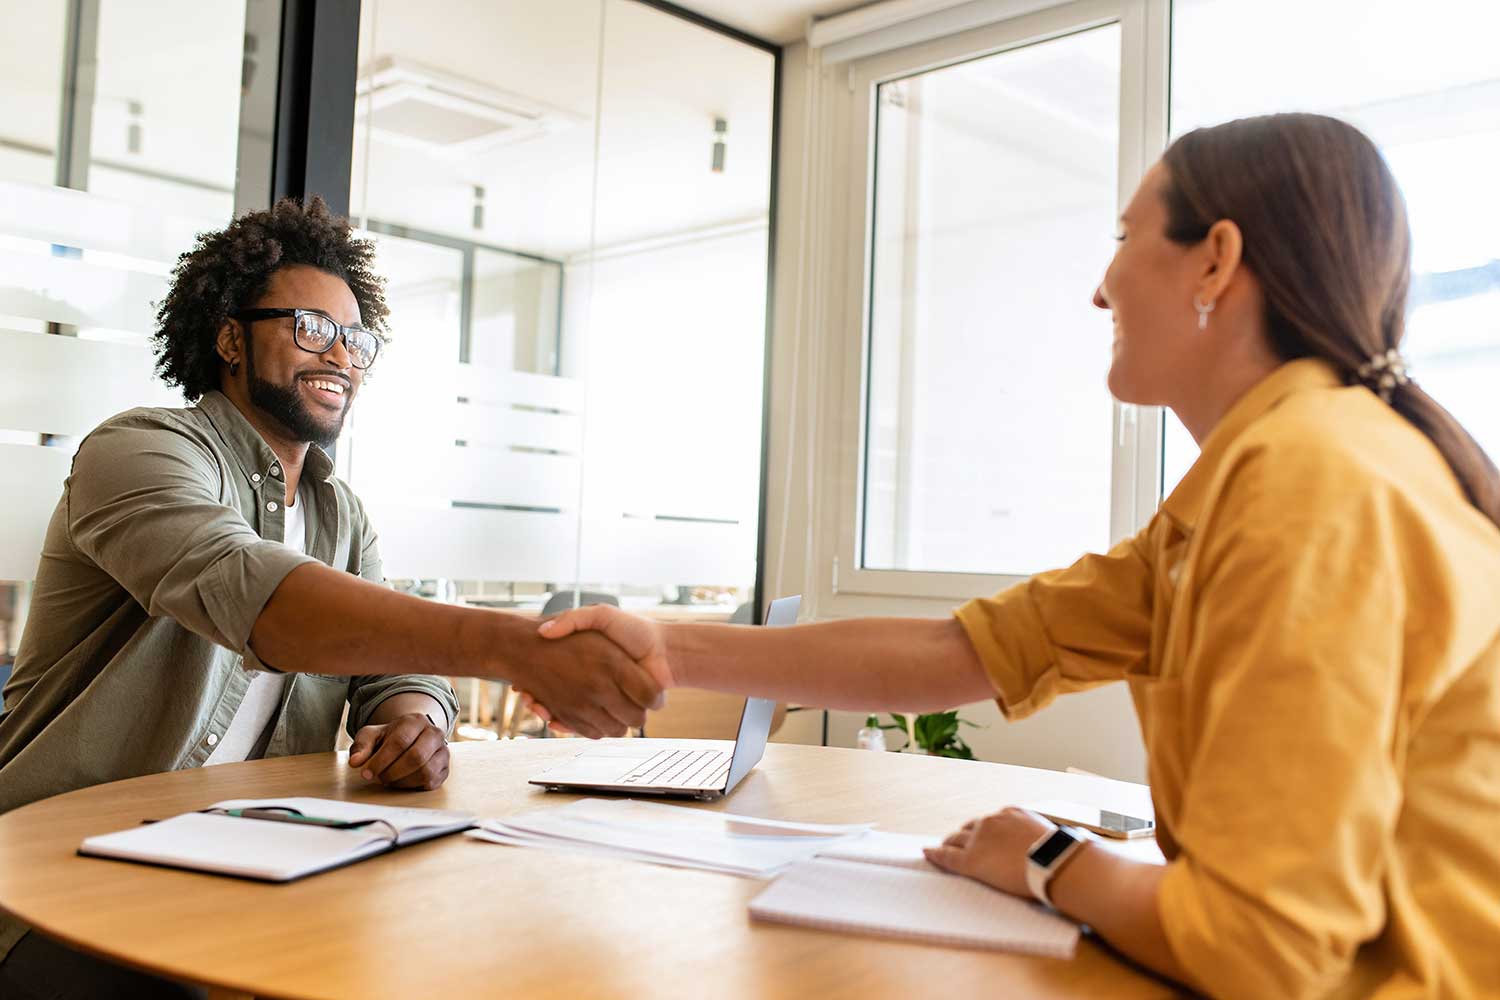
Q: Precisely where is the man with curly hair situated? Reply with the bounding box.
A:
[0,198,662,997]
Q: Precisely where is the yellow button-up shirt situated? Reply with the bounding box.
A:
[957,359,1500,999]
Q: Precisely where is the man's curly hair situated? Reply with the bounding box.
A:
[152,196,389,401]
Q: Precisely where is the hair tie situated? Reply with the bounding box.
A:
[1356,348,1410,402]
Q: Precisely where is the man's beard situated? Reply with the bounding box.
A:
[244,336,350,449]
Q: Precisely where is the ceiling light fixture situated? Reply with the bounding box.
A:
[356,55,582,158]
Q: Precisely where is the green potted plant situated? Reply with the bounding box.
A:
[879,710,981,759]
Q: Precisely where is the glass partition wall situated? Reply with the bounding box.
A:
[0,0,777,725]
[0,0,276,692]
[346,0,777,732]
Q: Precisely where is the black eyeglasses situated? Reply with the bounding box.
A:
[233,307,380,370]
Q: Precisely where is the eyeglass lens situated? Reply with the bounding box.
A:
[294,312,377,369]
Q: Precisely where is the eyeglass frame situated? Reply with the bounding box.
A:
[231,307,381,369]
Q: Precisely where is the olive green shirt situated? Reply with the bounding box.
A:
[0,391,457,959]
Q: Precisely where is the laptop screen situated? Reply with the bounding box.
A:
[722,595,800,793]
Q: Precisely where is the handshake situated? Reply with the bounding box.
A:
[508,605,676,739]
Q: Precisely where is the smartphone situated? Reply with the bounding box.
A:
[1022,799,1155,840]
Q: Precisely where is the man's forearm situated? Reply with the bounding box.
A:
[662,617,994,712]
[249,563,525,681]
[252,564,663,739]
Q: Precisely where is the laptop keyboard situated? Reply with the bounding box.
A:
[622,748,731,789]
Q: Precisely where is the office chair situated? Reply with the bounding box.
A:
[540,589,620,617]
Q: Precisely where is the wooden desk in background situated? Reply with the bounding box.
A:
[0,742,1179,999]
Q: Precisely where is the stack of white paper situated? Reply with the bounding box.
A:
[467,798,873,877]
[469,799,1081,957]
[750,857,1080,957]
[816,829,943,870]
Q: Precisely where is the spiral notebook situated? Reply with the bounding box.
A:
[78,797,475,882]
[748,857,1079,957]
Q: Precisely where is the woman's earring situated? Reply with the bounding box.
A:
[229,360,240,377]
[1193,296,1216,331]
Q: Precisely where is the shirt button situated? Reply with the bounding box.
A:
[267,501,279,512]
[251,473,262,483]
[206,733,219,747]
[270,464,281,477]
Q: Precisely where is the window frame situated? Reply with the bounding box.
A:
[813,0,1170,613]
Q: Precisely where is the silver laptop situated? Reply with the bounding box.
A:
[528,596,800,801]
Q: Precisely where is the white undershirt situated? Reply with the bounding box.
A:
[203,490,305,766]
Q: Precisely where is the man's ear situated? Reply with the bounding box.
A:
[215,320,243,370]
[1196,218,1245,305]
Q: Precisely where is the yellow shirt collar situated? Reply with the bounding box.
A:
[1160,357,1344,531]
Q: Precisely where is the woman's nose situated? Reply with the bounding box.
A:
[1092,284,1108,310]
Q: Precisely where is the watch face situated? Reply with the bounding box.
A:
[1029,829,1077,867]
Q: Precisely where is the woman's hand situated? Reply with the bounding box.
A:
[523,605,675,729]
[923,806,1058,898]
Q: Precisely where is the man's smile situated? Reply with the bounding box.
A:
[298,373,350,408]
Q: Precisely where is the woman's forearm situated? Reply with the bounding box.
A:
[661,616,995,711]
[1049,846,1190,986]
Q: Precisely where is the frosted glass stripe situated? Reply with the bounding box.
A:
[0,249,166,333]
[0,444,71,581]
[456,401,581,454]
[361,501,579,581]
[0,329,179,436]
[579,516,755,585]
[0,178,209,263]
[456,364,582,412]
[349,443,580,512]
[448,447,580,510]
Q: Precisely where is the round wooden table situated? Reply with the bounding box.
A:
[0,741,1179,999]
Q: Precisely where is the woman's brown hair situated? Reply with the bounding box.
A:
[1161,112,1500,528]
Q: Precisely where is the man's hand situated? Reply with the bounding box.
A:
[922,807,1058,897]
[508,627,665,739]
[538,605,673,688]
[527,606,674,731]
[348,712,450,790]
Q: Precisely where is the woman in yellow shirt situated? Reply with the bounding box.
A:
[540,113,1500,999]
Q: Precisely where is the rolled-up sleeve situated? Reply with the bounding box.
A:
[67,417,318,657]
[1156,454,1402,999]
[954,526,1156,719]
[343,505,458,737]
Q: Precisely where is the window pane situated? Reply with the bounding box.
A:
[1165,0,1500,493]
[862,24,1121,575]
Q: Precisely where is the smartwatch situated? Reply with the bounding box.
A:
[1024,820,1091,907]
